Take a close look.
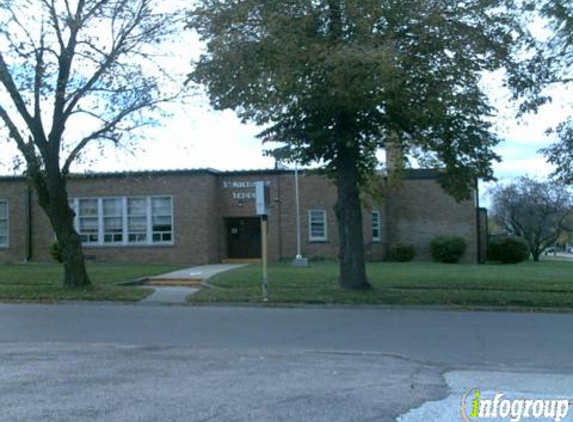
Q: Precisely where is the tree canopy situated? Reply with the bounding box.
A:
[189,0,523,197]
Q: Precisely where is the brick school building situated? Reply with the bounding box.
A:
[0,168,487,265]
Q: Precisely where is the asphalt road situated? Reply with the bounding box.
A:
[1,304,573,421]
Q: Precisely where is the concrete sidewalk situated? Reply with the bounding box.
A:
[140,264,246,305]
[146,264,247,285]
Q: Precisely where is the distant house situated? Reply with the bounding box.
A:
[0,167,487,265]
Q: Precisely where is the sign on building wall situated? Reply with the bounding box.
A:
[222,180,271,204]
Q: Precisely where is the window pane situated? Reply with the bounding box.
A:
[152,215,171,226]
[103,198,122,215]
[128,198,146,216]
[102,199,123,243]
[129,233,147,242]
[127,198,147,243]
[79,199,98,216]
[104,217,122,231]
[78,199,99,243]
[309,210,326,240]
[152,197,171,214]
[80,217,98,231]
[151,197,172,243]
[128,216,147,231]
[0,202,7,218]
[372,211,381,241]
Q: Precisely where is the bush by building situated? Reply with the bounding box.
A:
[430,236,467,263]
[488,235,530,264]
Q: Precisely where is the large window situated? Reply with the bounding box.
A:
[151,197,173,242]
[103,198,123,244]
[78,199,99,244]
[372,211,381,242]
[127,198,148,244]
[70,196,173,246]
[0,200,7,247]
[308,209,327,242]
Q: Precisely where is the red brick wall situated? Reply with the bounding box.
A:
[0,179,29,263]
[30,172,219,265]
[386,177,478,263]
[0,169,480,265]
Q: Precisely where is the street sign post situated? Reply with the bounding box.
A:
[255,181,270,301]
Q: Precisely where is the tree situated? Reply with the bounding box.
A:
[490,177,573,261]
[0,0,184,287]
[188,0,521,289]
[508,1,573,182]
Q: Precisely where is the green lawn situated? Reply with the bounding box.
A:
[0,263,183,303]
[191,260,573,310]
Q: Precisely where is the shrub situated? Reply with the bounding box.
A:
[430,236,467,263]
[488,235,530,264]
[388,245,416,262]
[50,241,63,263]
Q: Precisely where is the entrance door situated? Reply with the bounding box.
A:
[226,217,262,259]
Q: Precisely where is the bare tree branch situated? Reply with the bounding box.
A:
[0,52,48,149]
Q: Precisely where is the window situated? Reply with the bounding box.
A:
[309,209,327,241]
[372,211,381,242]
[103,198,123,243]
[0,200,7,247]
[151,197,173,243]
[127,198,147,243]
[78,199,99,244]
[70,196,173,246]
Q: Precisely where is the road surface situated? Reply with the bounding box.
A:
[1,303,572,421]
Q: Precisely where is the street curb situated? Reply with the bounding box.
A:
[184,301,573,314]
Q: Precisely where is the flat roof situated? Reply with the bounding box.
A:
[0,167,442,181]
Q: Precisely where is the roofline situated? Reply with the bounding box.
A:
[0,167,446,181]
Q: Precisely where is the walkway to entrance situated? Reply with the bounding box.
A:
[140,264,247,305]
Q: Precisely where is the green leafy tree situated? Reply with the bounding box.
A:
[188,0,520,289]
[0,0,185,287]
[508,1,572,182]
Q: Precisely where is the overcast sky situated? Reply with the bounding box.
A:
[47,70,567,186]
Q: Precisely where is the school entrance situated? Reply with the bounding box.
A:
[226,217,262,259]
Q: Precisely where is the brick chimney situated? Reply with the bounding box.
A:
[385,137,403,172]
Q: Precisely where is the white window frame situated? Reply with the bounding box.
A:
[70,196,174,247]
[308,209,328,242]
[372,210,381,242]
[0,200,8,248]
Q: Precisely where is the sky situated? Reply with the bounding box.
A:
[0,2,571,202]
[43,69,566,189]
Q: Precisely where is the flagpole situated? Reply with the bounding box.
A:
[292,161,307,267]
[295,162,302,259]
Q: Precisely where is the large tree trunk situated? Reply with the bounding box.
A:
[31,168,91,288]
[334,151,371,290]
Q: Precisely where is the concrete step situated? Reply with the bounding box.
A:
[221,258,261,264]
[144,278,203,287]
